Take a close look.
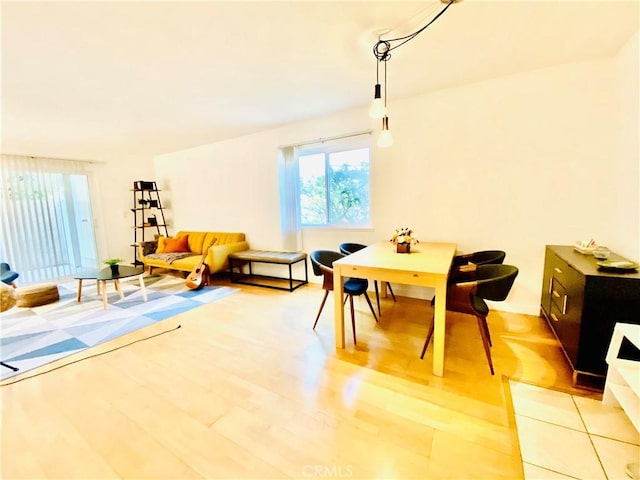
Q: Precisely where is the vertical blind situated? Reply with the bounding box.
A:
[0,154,96,284]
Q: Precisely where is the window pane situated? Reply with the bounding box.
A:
[328,148,370,225]
[298,153,327,225]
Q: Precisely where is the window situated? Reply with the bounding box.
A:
[297,146,371,227]
[0,155,99,283]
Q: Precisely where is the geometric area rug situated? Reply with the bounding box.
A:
[0,275,238,381]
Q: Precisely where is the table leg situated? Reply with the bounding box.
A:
[139,275,147,301]
[114,279,124,300]
[432,279,447,376]
[333,265,345,349]
[76,279,83,302]
[96,280,101,296]
[101,280,108,310]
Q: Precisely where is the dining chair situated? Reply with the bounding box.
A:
[450,250,506,284]
[310,250,378,344]
[452,250,506,267]
[339,242,396,316]
[421,264,519,374]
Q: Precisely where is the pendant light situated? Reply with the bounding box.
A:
[377,116,394,148]
[369,0,462,147]
[368,60,385,119]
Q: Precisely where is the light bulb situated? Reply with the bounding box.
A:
[368,84,386,119]
[377,116,394,147]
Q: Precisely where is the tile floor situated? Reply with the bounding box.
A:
[509,380,640,480]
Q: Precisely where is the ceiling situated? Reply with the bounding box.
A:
[2,1,638,161]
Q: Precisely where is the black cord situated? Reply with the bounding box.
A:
[374,0,455,61]
[0,324,182,386]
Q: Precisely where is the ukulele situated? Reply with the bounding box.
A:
[185,238,217,290]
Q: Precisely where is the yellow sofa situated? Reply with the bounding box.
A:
[138,231,249,276]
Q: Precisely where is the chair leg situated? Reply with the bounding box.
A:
[349,295,357,344]
[482,317,492,347]
[313,290,330,330]
[363,292,378,323]
[476,315,495,375]
[374,280,381,316]
[421,314,435,359]
[386,282,397,302]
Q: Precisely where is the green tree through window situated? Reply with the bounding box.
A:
[298,147,370,226]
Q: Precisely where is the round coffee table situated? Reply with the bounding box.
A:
[74,265,146,309]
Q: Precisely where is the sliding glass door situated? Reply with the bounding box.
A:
[0,155,98,284]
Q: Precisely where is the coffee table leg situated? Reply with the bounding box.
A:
[76,279,83,302]
[96,280,101,296]
[114,279,124,300]
[139,276,147,301]
[101,280,108,310]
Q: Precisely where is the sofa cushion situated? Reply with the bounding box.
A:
[158,235,190,253]
[175,231,245,255]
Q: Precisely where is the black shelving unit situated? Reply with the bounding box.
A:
[131,180,169,265]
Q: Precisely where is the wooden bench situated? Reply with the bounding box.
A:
[228,250,308,292]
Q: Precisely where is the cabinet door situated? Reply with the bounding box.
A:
[541,247,556,318]
[579,277,640,375]
[559,263,585,368]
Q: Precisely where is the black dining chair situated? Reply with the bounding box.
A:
[310,250,378,344]
[449,250,506,284]
[452,250,506,267]
[339,242,396,316]
[421,264,519,375]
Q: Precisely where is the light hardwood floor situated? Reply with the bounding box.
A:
[1,276,600,479]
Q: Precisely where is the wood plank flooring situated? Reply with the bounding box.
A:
[1,276,600,479]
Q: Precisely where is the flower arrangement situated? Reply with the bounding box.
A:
[104,258,123,266]
[390,227,419,245]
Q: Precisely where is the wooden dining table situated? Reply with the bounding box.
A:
[332,241,457,376]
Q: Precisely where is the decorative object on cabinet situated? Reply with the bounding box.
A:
[592,246,611,260]
[596,260,639,272]
[131,181,169,266]
[540,245,640,390]
[574,239,597,254]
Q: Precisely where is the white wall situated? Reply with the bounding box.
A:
[153,33,639,315]
[93,154,155,264]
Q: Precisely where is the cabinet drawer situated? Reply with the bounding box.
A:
[550,278,568,314]
[549,302,564,323]
[550,260,569,285]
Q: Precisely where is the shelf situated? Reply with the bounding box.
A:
[132,182,168,264]
[607,382,640,433]
[603,322,640,434]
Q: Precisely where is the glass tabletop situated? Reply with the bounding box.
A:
[74,265,145,281]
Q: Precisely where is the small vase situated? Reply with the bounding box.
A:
[109,264,119,275]
[396,243,411,254]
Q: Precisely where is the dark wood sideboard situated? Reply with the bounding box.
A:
[540,245,640,389]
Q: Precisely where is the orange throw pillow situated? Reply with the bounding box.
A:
[156,235,189,253]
